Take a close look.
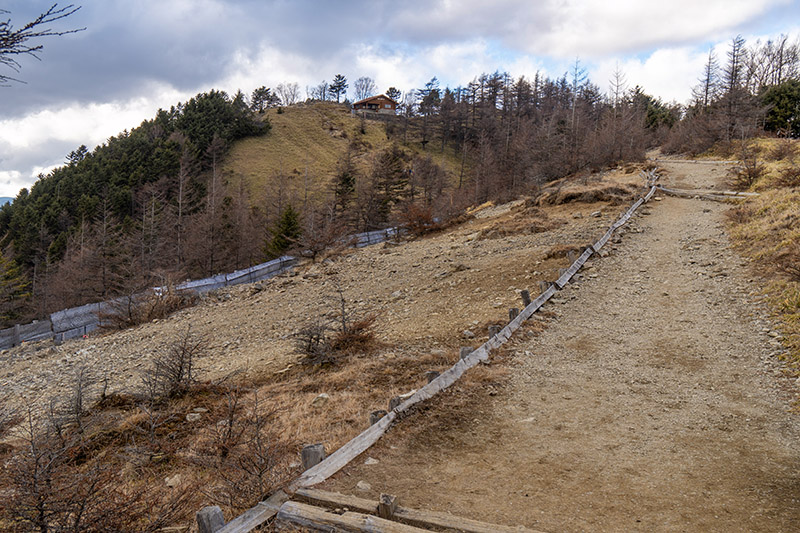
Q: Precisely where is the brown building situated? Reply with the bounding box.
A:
[352,94,398,114]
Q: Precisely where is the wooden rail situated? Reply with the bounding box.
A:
[656,185,759,202]
[291,488,547,533]
[200,183,661,532]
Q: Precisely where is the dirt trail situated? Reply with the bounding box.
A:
[323,161,800,532]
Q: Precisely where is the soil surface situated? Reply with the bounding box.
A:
[1,172,632,422]
[322,160,800,532]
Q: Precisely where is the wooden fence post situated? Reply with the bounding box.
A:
[520,290,531,307]
[197,506,226,533]
[488,325,501,338]
[301,444,326,470]
[12,324,20,347]
[459,347,473,360]
[425,370,440,383]
[567,250,578,263]
[378,494,398,519]
[509,308,519,321]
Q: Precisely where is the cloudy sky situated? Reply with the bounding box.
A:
[1,0,799,197]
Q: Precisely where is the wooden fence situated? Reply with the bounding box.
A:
[209,182,661,532]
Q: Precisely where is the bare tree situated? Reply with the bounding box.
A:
[353,76,377,101]
[275,81,300,105]
[0,4,84,85]
[309,80,329,101]
[692,48,720,110]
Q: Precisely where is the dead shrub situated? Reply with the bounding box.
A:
[141,328,207,402]
[397,201,439,237]
[295,284,379,365]
[102,285,196,330]
[777,166,800,187]
[202,393,292,512]
[2,408,193,532]
[730,144,766,190]
[328,313,379,354]
[768,140,798,162]
[725,205,754,224]
[776,240,800,281]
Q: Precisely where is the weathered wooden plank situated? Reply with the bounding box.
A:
[294,489,546,533]
[217,491,288,533]
[289,412,398,491]
[555,246,593,288]
[275,501,429,532]
[295,487,378,513]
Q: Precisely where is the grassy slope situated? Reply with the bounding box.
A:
[724,138,800,373]
[223,102,463,207]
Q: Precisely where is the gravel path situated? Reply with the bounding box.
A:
[323,161,800,532]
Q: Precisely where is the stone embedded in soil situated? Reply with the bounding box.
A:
[185,413,202,422]
[365,457,379,465]
[356,481,372,491]
[311,393,330,407]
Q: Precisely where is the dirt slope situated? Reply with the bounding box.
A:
[322,160,800,532]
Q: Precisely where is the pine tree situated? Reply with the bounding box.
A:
[329,74,348,103]
[266,205,301,259]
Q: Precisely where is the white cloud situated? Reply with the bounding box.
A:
[517,0,790,57]
[591,47,710,104]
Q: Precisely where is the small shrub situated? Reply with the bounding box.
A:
[777,166,800,187]
[725,205,753,224]
[141,328,207,401]
[398,202,439,236]
[328,313,378,354]
[768,140,797,162]
[295,285,379,364]
[730,147,766,190]
[102,285,196,330]
[776,240,800,281]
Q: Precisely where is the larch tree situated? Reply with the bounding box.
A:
[0,3,83,85]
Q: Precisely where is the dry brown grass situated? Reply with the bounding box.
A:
[536,181,639,207]
[223,102,463,202]
[726,140,800,366]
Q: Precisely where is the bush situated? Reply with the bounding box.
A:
[102,284,196,330]
[725,205,753,224]
[777,166,800,187]
[295,286,379,364]
[141,328,207,401]
[776,240,800,281]
[768,140,798,162]
[729,145,766,190]
[397,201,439,236]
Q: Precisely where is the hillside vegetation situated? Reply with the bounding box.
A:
[724,138,800,369]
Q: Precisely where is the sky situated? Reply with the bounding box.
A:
[1,0,799,197]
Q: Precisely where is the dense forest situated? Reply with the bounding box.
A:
[0,34,798,326]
